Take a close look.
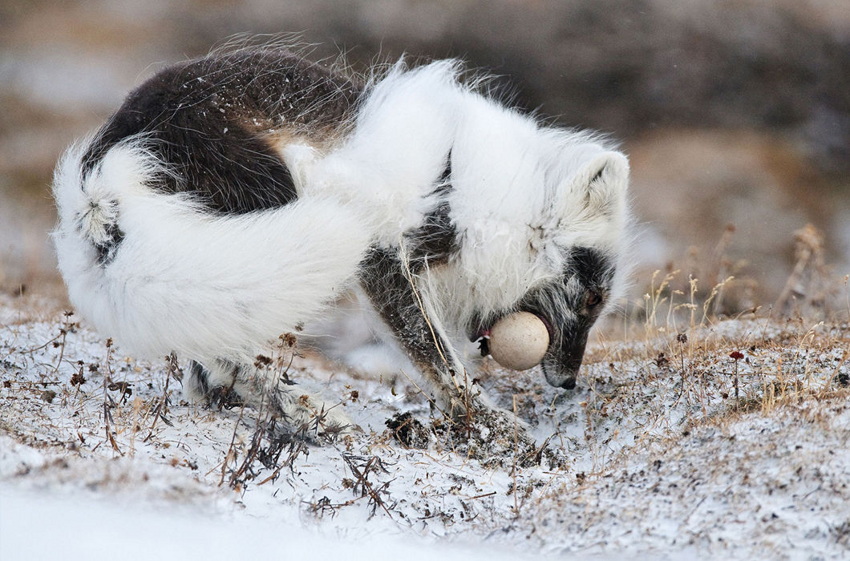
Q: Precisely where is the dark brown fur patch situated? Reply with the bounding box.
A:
[81,49,364,214]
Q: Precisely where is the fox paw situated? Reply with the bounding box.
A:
[276,390,357,443]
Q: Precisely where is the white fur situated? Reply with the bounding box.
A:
[286,62,630,336]
[53,143,371,365]
[298,62,461,245]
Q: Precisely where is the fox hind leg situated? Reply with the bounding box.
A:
[187,358,353,440]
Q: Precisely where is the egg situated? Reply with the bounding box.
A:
[488,311,550,371]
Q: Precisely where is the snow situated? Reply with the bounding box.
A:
[0,488,539,561]
[1,293,849,559]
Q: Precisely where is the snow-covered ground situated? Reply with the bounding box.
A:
[1,293,849,560]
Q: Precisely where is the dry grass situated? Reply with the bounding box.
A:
[0,245,848,557]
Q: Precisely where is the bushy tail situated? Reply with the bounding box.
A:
[52,141,371,363]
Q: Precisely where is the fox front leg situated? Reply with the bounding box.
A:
[358,246,479,419]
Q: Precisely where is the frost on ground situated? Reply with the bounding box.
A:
[1,292,849,560]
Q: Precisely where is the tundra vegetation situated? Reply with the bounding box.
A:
[1,229,848,558]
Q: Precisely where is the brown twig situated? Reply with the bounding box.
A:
[342,453,394,519]
[101,338,122,454]
[145,352,178,441]
[511,395,519,515]
[468,491,497,501]
[219,401,247,487]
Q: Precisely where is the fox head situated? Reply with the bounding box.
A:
[527,148,630,389]
[438,95,631,390]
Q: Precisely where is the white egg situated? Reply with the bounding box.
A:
[488,311,550,371]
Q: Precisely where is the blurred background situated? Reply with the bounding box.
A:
[1,0,848,313]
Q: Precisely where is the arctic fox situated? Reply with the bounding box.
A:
[52,46,631,438]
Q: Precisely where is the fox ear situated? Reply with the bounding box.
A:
[573,151,629,217]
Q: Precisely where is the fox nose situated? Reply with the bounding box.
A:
[542,358,580,389]
[542,334,587,389]
[559,377,577,390]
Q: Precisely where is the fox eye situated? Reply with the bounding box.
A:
[586,290,602,308]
